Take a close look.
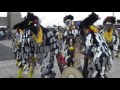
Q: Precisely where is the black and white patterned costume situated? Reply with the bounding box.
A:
[79,12,113,78]
[62,15,80,67]
[84,31,113,78]
[38,28,59,78]
[13,13,59,78]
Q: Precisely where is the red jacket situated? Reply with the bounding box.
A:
[57,53,66,65]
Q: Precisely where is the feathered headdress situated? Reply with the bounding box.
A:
[13,14,30,30]
[103,16,116,25]
[13,23,21,29]
[25,12,40,35]
[79,12,99,30]
[63,15,74,23]
[13,20,28,30]
[26,12,39,25]
[13,12,40,35]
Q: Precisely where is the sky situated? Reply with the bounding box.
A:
[0,12,120,27]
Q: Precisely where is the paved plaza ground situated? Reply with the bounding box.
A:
[0,40,119,78]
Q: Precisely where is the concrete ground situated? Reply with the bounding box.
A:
[0,40,120,78]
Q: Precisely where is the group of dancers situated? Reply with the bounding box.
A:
[12,12,120,78]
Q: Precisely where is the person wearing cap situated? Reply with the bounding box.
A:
[79,12,113,78]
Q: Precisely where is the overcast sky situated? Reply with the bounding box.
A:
[0,12,120,26]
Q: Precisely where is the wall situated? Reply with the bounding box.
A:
[0,17,8,26]
[0,12,23,29]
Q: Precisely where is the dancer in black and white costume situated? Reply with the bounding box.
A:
[102,16,119,58]
[62,15,80,67]
[79,12,113,78]
[13,12,60,78]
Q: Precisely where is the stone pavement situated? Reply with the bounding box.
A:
[0,40,61,78]
[108,56,120,78]
[0,40,13,48]
[0,40,120,78]
[0,59,61,78]
[0,44,14,61]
